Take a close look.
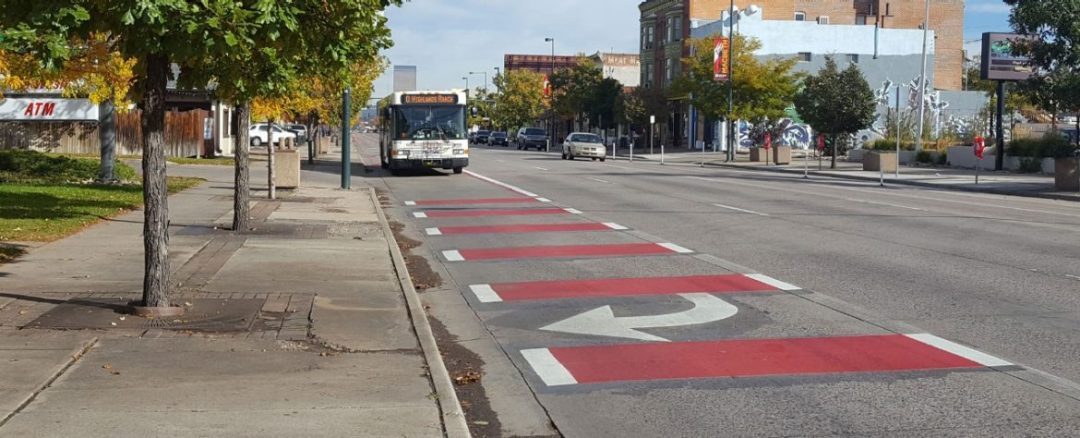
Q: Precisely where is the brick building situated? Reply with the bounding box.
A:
[504,54,580,75]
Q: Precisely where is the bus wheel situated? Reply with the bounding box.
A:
[452,167,463,175]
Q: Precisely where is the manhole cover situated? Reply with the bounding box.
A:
[25,298,266,332]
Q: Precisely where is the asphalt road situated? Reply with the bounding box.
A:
[353,135,1080,437]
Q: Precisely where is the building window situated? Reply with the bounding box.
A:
[794,11,806,21]
[667,17,675,43]
[664,58,673,84]
[817,16,830,24]
[645,63,654,88]
[798,52,812,62]
[847,54,859,63]
[642,24,654,50]
[672,16,682,41]
[855,15,867,25]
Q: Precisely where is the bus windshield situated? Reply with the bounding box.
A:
[394,105,466,141]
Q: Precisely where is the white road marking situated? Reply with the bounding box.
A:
[425,227,442,236]
[1066,274,1080,281]
[745,273,801,291]
[442,250,464,262]
[658,242,694,254]
[564,208,583,214]
[413,212,428,218]
[588,177,611,184]
[535,166,549,171]
[404,201,416,206]
[521,348,578,387]
[905,333,1013,367]
[540,293,738,342]
[464,169,539,197]
[468,284,502,303]
[713,203,769,217]
[603,222,629,230]
[536,197,552,203]
[844,197,926,211]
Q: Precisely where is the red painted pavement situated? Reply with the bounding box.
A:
[424,208,567,218]
[548,334,983,384]
[413,197,538,206]
[457,243,681,261]
[489,275,776,301]
[438,223,613,235]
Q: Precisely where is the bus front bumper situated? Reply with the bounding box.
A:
[390,157,469,170]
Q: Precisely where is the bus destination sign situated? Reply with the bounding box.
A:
[403,94,459,105]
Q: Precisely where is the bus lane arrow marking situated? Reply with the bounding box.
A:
[539,293,738,342]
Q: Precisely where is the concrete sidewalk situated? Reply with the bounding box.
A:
[0,165,466,437]
[615,149,1080,202]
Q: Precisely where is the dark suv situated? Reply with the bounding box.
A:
[489,131,509,146]
[516,127,548,150]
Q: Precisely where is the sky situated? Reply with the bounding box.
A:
[370,0,1012,100]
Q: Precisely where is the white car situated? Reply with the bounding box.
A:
[249,123,297,147]
[562,132,606,161]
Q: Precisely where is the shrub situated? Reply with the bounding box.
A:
[915,150,934,163]
[868,138,915,151]
[936,151,948,165]
[0,149,136,183]
[1017,157,1043,173]
[1007,133,1078,159]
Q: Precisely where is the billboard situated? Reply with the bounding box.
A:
[0,98,99,121]
[980,32,1034,81]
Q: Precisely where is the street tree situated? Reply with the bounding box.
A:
[0,0,399,312]
[550,57,603,130]
[492,69,546,133]
[1007,0,1080,144]
[793,57,876,168]
[674,34,801,144]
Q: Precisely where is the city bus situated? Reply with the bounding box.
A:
[378,90,469,174]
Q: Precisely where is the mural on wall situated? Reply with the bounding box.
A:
[737,118,812,149]
[869,76,980,143]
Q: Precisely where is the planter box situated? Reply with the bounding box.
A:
[863,151,897,172]
[274,148,301,189]
[772,146,792,165]
[1056,157,1080,191]
[847,149,866,162]
[317,137,332,154]
[749,147,768,162]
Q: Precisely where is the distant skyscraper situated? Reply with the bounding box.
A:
[393,65,417,92]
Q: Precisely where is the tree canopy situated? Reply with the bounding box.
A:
[492,69,546,132]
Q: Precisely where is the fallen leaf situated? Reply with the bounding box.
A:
[102,363,112,369]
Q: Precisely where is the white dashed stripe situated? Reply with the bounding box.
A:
[657,243,693,254]
[521,348,578,387]
[745,274,801,291]
[468,284,502,303]
[425,227,442,236]
[404,201,416,206]
[536,197,552,203]
[564,208,583,214]
[442,250,464,262]
[464,169,539,197]
[603,223,628,230]
[905,333,1012,367]
[413,212,428,219]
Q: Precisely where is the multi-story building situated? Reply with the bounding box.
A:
[503,54,580,75]
[588,52,642,89]
[639,0,965,148]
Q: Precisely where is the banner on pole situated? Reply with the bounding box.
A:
[713,37,730,82]
[974,136,985,159]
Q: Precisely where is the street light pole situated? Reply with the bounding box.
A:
[469,71,488,91]
[726,0,736,162]
[341,88,351,190]
[462,76,469,94]
[545,37,555,152]
[914,0,930,153]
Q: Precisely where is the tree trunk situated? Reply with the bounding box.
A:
[831,134,838,169]
[267,119,276,200]
[233,101,251,231]
[141,54,171,308]
[97,99,117,182]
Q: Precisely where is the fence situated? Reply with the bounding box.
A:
[0,109,210,157]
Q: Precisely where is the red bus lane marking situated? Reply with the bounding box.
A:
[521,334,1012,387]
[441,242,693,262]
[413,207,578,219]
[467,273,797,303]
[426,222,627,236]
[404,197,544,206]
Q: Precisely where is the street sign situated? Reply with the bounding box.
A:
[649,115,655,124]
[764,132,772,150]
[0,98,99,121]
[713,37,730,82]
[974,136,986,159]
[980,33,1034,81]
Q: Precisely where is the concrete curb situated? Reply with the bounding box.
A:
[368,188,471,438]
[702,161,1080,203]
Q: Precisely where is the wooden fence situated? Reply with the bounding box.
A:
[0,109,210,157]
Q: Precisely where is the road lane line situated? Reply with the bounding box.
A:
[745,274,801,291]
[408,197,538,206]
[535,166,549,171]
[447,243,688,261]
[657,243,694,254]
[464,169,539,197]
[588,177,611,184]
[713,203,769,216]
[603,222,629,230]
[844,198,926,211]
[521,348,578,387]
[442,250,464,262]
[905,333,1012,367]
[564,208,583,214]
[434,223,616,235]
[404,201,416,206]
[536,197,552,203]
[413,212,428,218]
[468,284,502,303]
[425,227,442,236]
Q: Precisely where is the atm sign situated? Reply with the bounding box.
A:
[403,94,458,105]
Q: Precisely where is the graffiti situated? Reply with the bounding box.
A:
[737,118,812,149]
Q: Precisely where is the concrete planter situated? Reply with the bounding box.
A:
[1055,157,1080,191]
[275,148,301,189]
[772,146,792,165]
[749,148,768,162]
[847,149,866,162]
[863,151,897,172]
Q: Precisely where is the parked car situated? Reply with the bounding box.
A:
[562,132,606,161]
[489,131,509,146]
[473,130,491,145]
[516,127,548,150]
[284,124,309,142]
[249,123,297,147]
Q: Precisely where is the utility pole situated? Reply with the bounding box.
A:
[341,88,351,190]
[914,0,930,153]
[726,0,736,162]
